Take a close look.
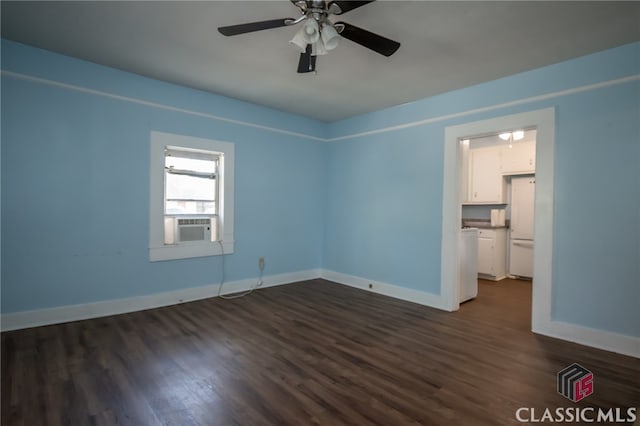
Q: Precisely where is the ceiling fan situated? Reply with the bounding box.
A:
[218,0,400,73]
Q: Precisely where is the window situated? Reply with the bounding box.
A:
[164,147,219,244]
[149,131,234,261]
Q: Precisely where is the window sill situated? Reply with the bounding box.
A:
[149,240,234,262]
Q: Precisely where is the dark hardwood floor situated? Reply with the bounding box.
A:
[2,279,639,425]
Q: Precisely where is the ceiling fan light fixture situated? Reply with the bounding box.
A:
[512,130,525,141]
[289,17,320,51]
[312,40,328,56]
[321,23,340,50]
[218,1,401,73]
[499,133,511,141]
[289,30,307,51]
[303,18,320,43]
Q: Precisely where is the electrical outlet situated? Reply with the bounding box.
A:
[258,257,265,271]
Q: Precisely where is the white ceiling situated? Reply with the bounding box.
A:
[2,1,639,122]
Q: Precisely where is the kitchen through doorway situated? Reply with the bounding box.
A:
[460,129,537,294]
[440,108,555,335]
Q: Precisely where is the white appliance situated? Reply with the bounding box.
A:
[459,228,478,302]
[177,217,212,242]
[490,209,506,226]
[510,177,535,277]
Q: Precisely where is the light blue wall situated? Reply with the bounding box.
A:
[324,42,639,337]
[1,40,327,139]
[327,43,640,139]
[325,126,444,292]
[551,82,639,335]
[1,40,327,313]
[2,39,639,339]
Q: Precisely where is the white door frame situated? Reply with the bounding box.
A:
[439,107,555,334]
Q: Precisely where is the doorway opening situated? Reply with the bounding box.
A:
[440,108,555,335]
[461,130,536,283]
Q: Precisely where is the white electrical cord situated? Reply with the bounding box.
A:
[216,240,264,299]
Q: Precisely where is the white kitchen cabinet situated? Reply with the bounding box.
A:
[501,140,536,174]
[477,228,507,281]
[469,147,506,204]
[477,234,494,276]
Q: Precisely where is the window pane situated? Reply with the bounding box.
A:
[165,156,216,173]
[165,173,216,201]
[165,200,216,215]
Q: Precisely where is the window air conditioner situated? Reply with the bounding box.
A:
[177,218,211,242]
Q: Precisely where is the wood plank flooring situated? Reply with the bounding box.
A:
[2,278,639,425]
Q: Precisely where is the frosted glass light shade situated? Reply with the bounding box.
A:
[312,40,328,56]
[289,18,320,51]
[321,24,339,50]
[303,18,320,43]
[289,30,307,51]
[499,130,525,141]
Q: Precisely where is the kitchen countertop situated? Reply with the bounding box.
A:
[462,219,509,229]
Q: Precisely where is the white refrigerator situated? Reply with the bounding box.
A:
[510,177,535,278]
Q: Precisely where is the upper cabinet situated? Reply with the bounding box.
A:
[469,147,506,204]
[462,138,536,205]
[501,140,536,175]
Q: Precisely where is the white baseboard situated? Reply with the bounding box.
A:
[3,268,637,359]
[320,269,448,311]
[478,273,508,282]
[534,319,640,359]
[321,269,639,358]
[0,269,321,332]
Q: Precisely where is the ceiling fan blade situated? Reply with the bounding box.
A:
[218,18,292,36]
[336,22,400,57]
[297,44,317,73]
[328,1,375,15]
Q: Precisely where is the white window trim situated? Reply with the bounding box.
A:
[149,131,234,261]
